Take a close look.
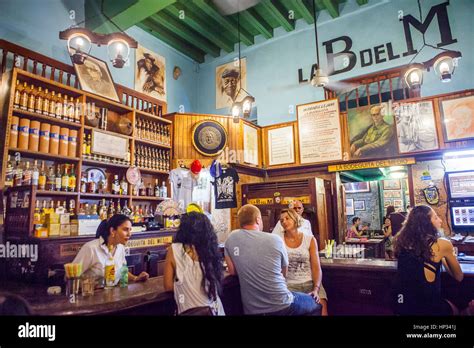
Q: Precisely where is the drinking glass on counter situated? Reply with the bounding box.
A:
[81,274,95,296]
[64,263,82,297]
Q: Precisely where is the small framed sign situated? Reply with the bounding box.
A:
[91,129,129,160]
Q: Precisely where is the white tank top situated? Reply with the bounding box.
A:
[171,243,225,315]
[284,234,314,285]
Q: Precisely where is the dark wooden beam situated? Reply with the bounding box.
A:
[192,0,254,47]
[166,3,235,52]
[290,0,315,24]
[240,8,273,39]
[137,19,205,63]
[321,0,339,18]
[259,0,295,32]
[151,12,220,57]
[86,0,177,33]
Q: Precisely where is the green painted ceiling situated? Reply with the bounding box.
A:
[85,0,369,63]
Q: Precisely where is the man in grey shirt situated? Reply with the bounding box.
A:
[225,204,321,315]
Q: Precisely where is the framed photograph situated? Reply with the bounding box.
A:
[394,101,439,153]
[384,190,402,199]
[354,200,365,211]
[383,179,401,190]
[344,181,370,193]
[135,45,167,102]
[243,124,259,165]
[440,95,474,142]
[267,126,295,166]
[393,199,403,208]
[345,198,354,216]
[216,58,246,109]
[71,51,120,102]
[347,102,398,160]
[297,99,343,164]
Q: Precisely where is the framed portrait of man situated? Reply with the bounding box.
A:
[71,51,119,102]
[394,101,439,153]
[347,102,398,160]
[440,95,474,142]
[216,58,246,109]
[135,45,167,102]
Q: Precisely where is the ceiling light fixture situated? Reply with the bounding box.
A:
[231,10,255,122]
[59,0,137,68]
[402,0,461,89]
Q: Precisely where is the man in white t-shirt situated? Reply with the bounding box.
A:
[272,200,313,238]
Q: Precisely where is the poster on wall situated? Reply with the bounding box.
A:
[268,126,295,166]
[393,101,439,153]
[243,124,259,165]
[383,179,401,190]
[348,102,398,160]
[297,99,342,164]
[216,58,247,109]
[135,45,167,102]
[440,95,474,142]
[346,198,354,216]
[71,51,120,102]
[343,182,370,193]
[354,200,366,211]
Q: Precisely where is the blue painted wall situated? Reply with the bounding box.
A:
[0,0,198,114]
[196,0,474,125]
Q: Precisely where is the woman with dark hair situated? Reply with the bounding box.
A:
[164,212,225,315]
[347,216,368,239]
[393,205,463,315]
[385,205,395,219]
[73,214,149,286]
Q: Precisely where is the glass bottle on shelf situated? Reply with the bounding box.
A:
[139,179,146,197]
[49,90,56,117]
[112,175,120,195]
[13,79,21,109]
[107,199,115,219]
[32,159,39,188]
[35,87,44,114]
[28,84,37,113]
[98,176,107,194]
[154,179,160,197]
[90,203,98,216]
[99,199,108,220]
[69,164,76,192]
[42,89,50,115]
[55,164,62,191]
[74,98,81,123]
[78,203,86,216]
[86,134,91,156]
[20,82,29,110]
[55,92,63,119]
[160,181,167,198]
[33,200,41,226]
[38,160,46,190]
[46,166,55,191]
[69,199,76,218]
[14,161,22,187]
[61,164,69,192]
[120,176,128,195]
[87,172,96,193]
[5,155,14,187]
[136,118,142,139]
[146,182,153,197]
[22,161,32,186]
[80,172,87,193]
[116,200,122,214]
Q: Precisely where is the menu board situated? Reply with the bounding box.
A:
[297,99,342,164]
[92,129,129,160]
[268,126,295,166]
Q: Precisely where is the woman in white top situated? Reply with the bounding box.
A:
[164,212,225,315]
[73,215,149,286]
[279,208,329,316]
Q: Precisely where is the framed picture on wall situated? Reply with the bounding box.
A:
[393,101,439,153]
[393,199,403,208]
[354,200,365,211]
[135,45,167,102]
[384,190,401,198]
[71,50,120,102]
[440,95,474,142]
[346,198,355,216]
[344,181,370,193]
[267,126,295,166]
[384,200,393,208]
[383,179,401,190]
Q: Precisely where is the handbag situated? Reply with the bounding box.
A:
[179,306,215,316]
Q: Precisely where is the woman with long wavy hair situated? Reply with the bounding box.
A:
[164,212,225,315]
[393,205,463,315]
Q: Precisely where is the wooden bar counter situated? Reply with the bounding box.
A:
[2,259,473,316]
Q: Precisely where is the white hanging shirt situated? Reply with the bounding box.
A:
[170,168,196,209]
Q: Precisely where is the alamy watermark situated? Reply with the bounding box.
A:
[0,242,38,262]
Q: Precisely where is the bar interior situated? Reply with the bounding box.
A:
[0,0,473,318]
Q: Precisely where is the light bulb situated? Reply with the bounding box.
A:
[76,37,84,47]
[439,61,450,74]
[232,104,240,118]
[409,71,420,83]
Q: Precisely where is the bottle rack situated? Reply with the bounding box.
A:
[1,68,173,237]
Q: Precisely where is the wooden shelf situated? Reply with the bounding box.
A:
[12,108,82,128]
[8,148,80,162]
[135,138,171,149]
[80,193,131,199]
[137,167,169,175]
[83,125,133,139]
[84,94,133,114]
[131,196,168,201]
[82,158,130,169]
[36,190,78,197]
[135,109,172,124]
